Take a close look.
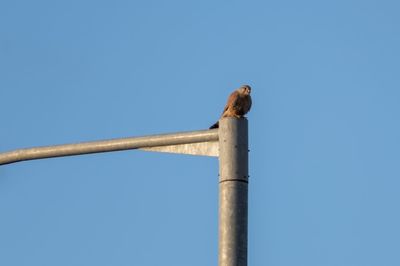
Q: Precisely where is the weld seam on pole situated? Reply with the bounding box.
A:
[219,179,249,184]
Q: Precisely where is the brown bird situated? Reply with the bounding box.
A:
[210,85,252,129]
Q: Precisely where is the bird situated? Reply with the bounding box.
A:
[209,85,252,129]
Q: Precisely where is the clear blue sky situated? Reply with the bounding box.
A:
[1,0,399,265]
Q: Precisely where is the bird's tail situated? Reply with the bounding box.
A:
[209,121,219,129]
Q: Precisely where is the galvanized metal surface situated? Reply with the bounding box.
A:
[0,129,218,165]
[141,140,219,157]
[1,119,250,266]
[218,118,249,266]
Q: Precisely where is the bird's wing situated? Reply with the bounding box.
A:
[222,90,239,115]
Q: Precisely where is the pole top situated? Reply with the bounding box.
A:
[218,117,249,183]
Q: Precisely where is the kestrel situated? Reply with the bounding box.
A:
[209,85,252,129]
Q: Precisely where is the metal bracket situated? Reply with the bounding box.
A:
[140,140,219,157]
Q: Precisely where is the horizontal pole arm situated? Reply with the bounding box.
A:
[0,129,218,165]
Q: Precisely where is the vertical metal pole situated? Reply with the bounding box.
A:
[218,118,248,266]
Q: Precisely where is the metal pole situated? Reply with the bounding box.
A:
[218,118,248,266]
[0,129,218,165]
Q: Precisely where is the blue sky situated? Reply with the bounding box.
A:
[1,0,400,265]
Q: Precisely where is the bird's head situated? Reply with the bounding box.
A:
[238,85,251,95]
